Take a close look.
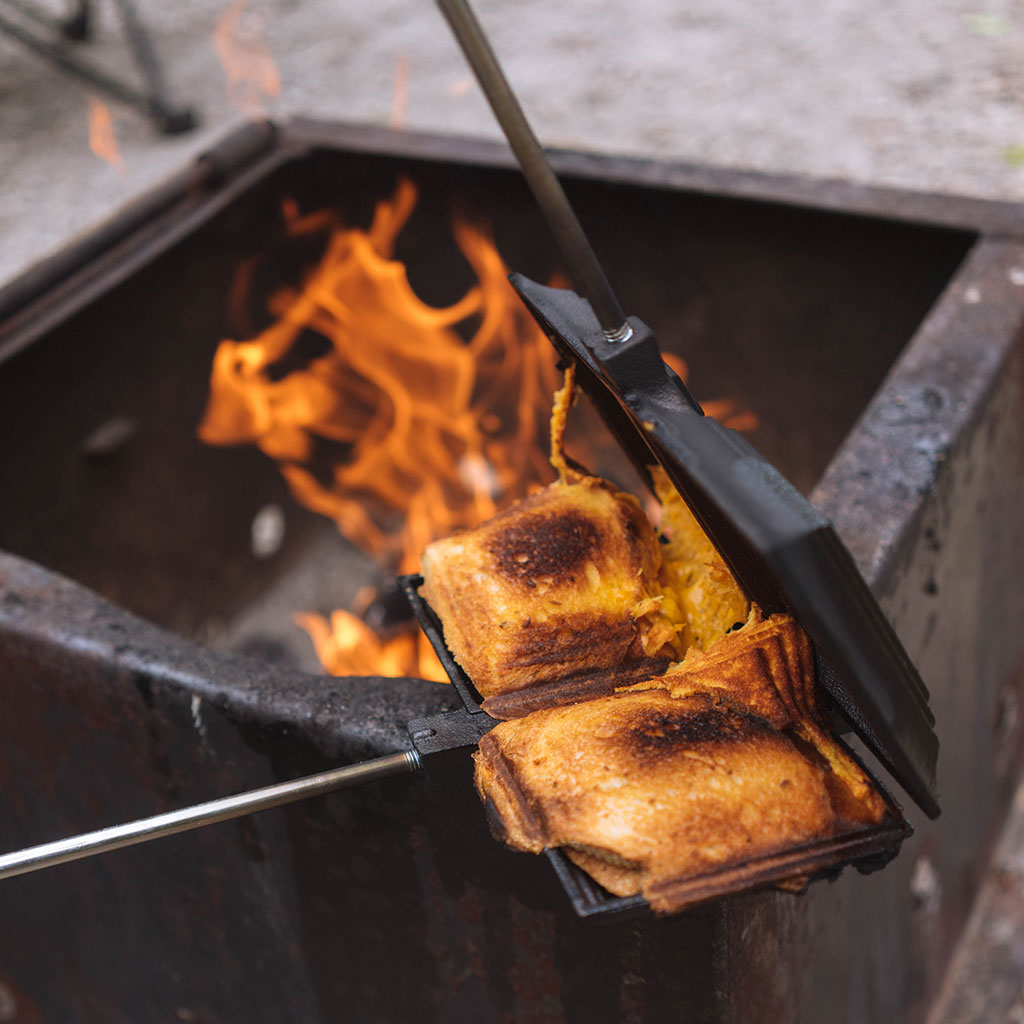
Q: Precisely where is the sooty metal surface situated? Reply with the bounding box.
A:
[0,121,1022,1022]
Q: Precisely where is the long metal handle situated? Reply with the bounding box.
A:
[436,0,631,340]
[0,750,421,881]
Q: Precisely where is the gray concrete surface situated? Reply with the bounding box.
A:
[2,0,1024,287]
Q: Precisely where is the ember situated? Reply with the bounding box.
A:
[391,54,410,130]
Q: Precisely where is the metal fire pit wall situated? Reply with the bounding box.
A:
[0,119,1022,1022]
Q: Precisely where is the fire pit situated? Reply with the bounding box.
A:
[0,119,1022,1022]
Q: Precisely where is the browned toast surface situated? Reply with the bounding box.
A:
[474,689,885,912]
[420,476,670,698]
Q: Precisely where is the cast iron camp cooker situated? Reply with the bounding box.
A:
[0,0,937,920]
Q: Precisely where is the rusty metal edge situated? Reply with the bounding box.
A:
[811,236,1024,591]
[0,548,459,764]
[0,120,290,363]
[4,117,1022,368]
[281,118,1024,238]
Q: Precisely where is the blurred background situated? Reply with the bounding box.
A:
[1,0,1023,286]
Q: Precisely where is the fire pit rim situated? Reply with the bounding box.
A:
[2,116,1013,368]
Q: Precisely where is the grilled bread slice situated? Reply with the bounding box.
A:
[420,475,675,699]
[622,614,887,822]
[474,689,878,913]
[621,612,815,728]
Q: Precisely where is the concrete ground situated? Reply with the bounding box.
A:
[1,0,1024,285]
[1,2,1023,1021]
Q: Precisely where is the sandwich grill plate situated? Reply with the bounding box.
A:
[400,574,912,921]
[508,278,940,822]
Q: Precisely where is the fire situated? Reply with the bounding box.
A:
[662,353,760,432]
[87,96,123,172]
[213,0,281,118]
[199,179,561,678]
[199,179,758,682]
[295,608,431,679]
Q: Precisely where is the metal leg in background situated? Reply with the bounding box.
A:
[0,0,197,134]
[62,0,91,42]
[2,0,92,40]
[110,0,195,133]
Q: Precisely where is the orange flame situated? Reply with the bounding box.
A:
[199,181,758,681]
[87,96,123,172]
[295,608,444,680]
[662,352,760,432]
[199,179,561,678]
[213,0,281,118]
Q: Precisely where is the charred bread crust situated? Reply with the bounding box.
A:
[421,477,670,699]
[473,689,892,913]
[474,732,549,852]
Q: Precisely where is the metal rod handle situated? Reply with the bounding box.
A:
[436,0,631,340]
[0,750,421,882]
